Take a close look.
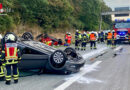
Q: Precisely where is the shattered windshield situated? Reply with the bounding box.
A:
[115,22,130,28]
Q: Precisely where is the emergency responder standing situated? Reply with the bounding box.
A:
[1,33,21,85]
[0,34,5,81]
[81,32,88,51]
[112,31,117,48]
[100,31,104,43]
[75,30,82,50]
[64,32,68,44]
[104,32,108,43]
[107,31,113,46]
[98,31,101,43]
[90,31,97,49]
[67,33,72,45]
[75,30,79,50]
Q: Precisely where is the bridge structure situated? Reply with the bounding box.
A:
[99,8,130,30]
[101,11,130,15]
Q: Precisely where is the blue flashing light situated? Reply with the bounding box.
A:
[117,31,127,36]
[127,18,130,22]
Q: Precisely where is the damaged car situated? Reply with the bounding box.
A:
[2,32,85,74]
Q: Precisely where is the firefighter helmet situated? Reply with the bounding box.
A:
[76,30,79,32]
[7,34,16,42]
[84,32,86,34]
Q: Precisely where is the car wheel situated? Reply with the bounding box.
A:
[2,32,17,44]
[49,50,67,70]
[64,47,77,58]
[22,32,34,40]
[64,47,76,54]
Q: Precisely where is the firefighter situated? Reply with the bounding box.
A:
[0,35,5,81]
[98,31,101,43]
[90,31,97,49]
[67,33,72,45]
[107,31,113,47]
[104,32,108,43]
[1,33,21,85]
[100,31,104,43]
[81,32,88,51]
[64,32,68,44]
[75,30,79,50]
[112,31,117,48]
[75,30,82,50]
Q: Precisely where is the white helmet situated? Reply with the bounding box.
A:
[0,34,3,39]
[76,30,79,32]
[84,32,86,34]
[7,34,15,41]
[91,31,94,33]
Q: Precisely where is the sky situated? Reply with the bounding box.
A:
[103,0,130,11]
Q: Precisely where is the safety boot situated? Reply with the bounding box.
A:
[94,47,97,49]
[0,77,5,81]
[5,81,11,85]
[14,80,18,84]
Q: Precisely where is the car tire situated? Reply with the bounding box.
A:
[22,32,34,40]
[64,47,76,54]
[2,32,18,44]
[49,50,67,70]
[64,47,78,58]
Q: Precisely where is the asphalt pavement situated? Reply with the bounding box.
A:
[1,43,129,90]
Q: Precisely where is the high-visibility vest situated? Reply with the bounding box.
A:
[114,33,117,39]
[90,33,96,41]
[67,36,72,40]
[82,35,87,42]
[78,34,82,40]
[5,43,18,64]
[65,34,68,40]
[67,36,72,44]
[107,32,112,39]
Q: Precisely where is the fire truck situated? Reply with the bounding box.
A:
[113,20,130,43]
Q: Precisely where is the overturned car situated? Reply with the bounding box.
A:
[2,32,85,74]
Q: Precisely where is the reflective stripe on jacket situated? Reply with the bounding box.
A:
[3,43,21,65]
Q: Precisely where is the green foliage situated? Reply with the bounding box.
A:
[0,16,14,32]
[0,0,112,32]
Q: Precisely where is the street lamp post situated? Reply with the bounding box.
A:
[99,14,102,31]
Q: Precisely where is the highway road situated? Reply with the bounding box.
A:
[0,44,129,90]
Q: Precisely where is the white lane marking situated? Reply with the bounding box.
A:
[114,46,122,51]
[82,47,108,59]
[77,77,103,84]
[54,61,102,90]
